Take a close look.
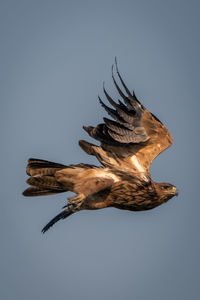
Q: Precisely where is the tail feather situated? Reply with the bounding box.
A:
[26,158,66,176]
[23,158,85,232]
[23,186,64,197]
[23,158,67,197]
[26,175,63,190]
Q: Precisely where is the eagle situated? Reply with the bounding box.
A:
[23,59,178,233]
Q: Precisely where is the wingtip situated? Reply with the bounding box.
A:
[111,64,114,76]
[103,81,106,93]
[115,56,119,73]
[22,190,27,197]
[83,125,94,135]
[79,139,95,155]
[83,125,88,131]
[98,95,103,105]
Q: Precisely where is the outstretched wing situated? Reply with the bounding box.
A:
[80,59,173,178]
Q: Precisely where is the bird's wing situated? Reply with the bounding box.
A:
[55,165,119,196]
[80,59,173,178]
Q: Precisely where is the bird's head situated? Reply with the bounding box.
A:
[156,182,179,202]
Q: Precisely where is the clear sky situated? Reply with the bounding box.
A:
[0,0,199,299]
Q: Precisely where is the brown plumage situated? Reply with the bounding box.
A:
[23,59,178,233]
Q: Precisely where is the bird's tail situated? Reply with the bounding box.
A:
[23,158,69,197]
[23,158,86,233]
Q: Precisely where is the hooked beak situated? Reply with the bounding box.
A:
[174,188,179,196]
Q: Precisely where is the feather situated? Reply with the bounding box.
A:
[98,96,125,124]
[103,118,132,136]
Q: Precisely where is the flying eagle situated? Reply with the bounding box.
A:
[23,60,178,233]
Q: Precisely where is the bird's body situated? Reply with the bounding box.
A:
[23,60,178,233]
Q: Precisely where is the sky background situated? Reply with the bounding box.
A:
[0,0,199,299]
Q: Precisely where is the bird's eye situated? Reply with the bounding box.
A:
[163,185,169,190]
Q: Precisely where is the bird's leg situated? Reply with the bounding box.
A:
[68,193,85,210]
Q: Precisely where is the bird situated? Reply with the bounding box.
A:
[23,59,178,233]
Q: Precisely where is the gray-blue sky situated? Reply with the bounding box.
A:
[0,0,199,299]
